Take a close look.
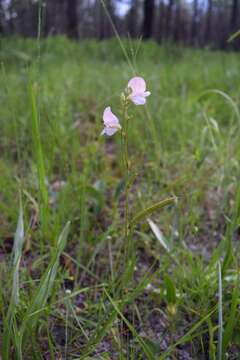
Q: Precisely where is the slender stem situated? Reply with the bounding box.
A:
[122,100,130,240]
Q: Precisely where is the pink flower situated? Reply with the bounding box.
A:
[101,107,122,136]
[128,76,151,105]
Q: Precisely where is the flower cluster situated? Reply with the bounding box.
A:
[101,76,150,136]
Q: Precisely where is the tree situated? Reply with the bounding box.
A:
[66,0,78,38]
[127,0,139,37]
[205,0,213,44]
[191,0,198,45]
[166,0,174,39]
[98,0,115,39]
[0,0,3,34]
[156,0,166,42]
[230,0,239,33]
[44,0,67,36]
[173,0,181,42]
[142,0,155,39]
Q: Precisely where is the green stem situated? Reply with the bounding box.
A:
[122,101,130,239]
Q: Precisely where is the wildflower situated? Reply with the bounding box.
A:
[101,107,121,136]
[128,76,151,105]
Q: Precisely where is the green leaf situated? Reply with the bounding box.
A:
[164,275,176,305]
[130,197,175,230]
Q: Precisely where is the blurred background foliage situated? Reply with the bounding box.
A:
[0,0,239,50]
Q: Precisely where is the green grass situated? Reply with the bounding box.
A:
[1,36,240,358]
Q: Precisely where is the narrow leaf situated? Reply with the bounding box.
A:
[130,197,175,230]
[20,221,70,344]
[148,219,171,253]
[12,198,24,306]
[217,262,223,360]
[164,275,176,305]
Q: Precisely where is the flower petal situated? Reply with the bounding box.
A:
[103,107,120,127]
[104,127,119,136]
[130,95,146,105]
[128,77,146,95]
[143,91,151,98]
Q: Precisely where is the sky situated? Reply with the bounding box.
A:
[115,1,132,16]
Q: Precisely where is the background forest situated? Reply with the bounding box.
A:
[0,0,239,49]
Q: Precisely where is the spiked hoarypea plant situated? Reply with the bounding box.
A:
[101,76,175,273]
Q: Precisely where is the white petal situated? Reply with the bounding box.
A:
[143,91,151,98]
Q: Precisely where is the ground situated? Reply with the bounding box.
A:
[0,36,240,359]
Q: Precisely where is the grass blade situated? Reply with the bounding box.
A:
[105,289,155,360]
[29,83,49,235]
[222,278,239,355]
[20,221,70,347]
[12,197,24,306]
[2,198,24,360]
[199,89,240,124]
[159,306,217,359]
[217,262,223,360]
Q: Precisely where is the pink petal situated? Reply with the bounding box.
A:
[103,107,120,127]
[130,95,146,105]
[128,77,146,95]
[104,127,119,136]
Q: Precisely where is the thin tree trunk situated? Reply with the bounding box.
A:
[191,0,198,45]
[98,0,114,39]
[230,0,239,33]
[230,0,239,49]
[0,0,3,34]
[157,0,165,42]
[66,0,78,38]
[142,0,155,39]
[166,0,174,40]
[128,0,138,37]
[173,1,181,42]
[204,0,212,44]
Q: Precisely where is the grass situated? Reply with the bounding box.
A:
[1,35,240,358]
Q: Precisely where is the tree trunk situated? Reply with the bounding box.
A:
[142,0,155,39]
[128,0,138,37]
[66,0,78,38]
[0,0,3,34]
[204,0,212,44]
[157,0,165,42]
[173,2,181,42]
[191,0,198,45]
[230,0,239,48]
[166,0,174,39]
[230,0,239,32]
[98,0,114,39]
